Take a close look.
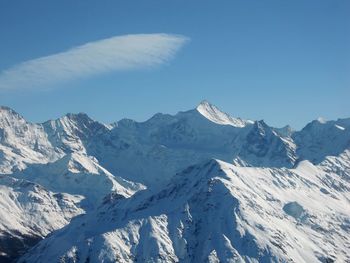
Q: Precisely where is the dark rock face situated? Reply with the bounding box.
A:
[0,232,42,263]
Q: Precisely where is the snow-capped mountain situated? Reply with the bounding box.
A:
[90,101,299,185]
[293,118,350,164]
[196,100,253,127]
[42,112,110,153]
[0,107,111,174]
[231,120,297,168]
[0,175,84,262]
[12,152,144,209]
[0,106,60,174]
[0,107,143,261]
[19,152,350,262]
[0,101,349,262]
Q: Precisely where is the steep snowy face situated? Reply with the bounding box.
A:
[0,104,349,262]
[92,103,298,186]
[42,113,109,153]
[91,106,246,185]
[233,120,297,168]
[293,118,350,163]
[0,107,60,174]
[196,100,253,127]
[0,107,48,153]
[1,104,349,187]
[19,155,350,263]
[0,175,84,262]
[318,149,350,182]
[0,106,25,130]
[0,108,111,174]
[12,152,144,209]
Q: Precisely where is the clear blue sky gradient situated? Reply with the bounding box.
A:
[0,0,349,129]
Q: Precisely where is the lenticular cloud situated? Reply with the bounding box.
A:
[0,33,189,91]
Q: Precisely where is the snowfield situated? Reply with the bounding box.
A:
[0,101,349,262]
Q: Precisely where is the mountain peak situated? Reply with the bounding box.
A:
[0,105,14,112]
[0,106,29,131]
[65,112,90,120]
[44,111,109,135]
[196,99,212,108]
[196,100,219,112]
[0,106,24,120]
[274,125,294,137]
[196,100,251,127]
[61,113,103,127]
[316,117,327,124]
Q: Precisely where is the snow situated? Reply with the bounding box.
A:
[12,152,145,209]
[0,102,349,262]
[316,117,326,124]
[0,175,84,261]
[18,155,350,262]
[335,124,345,131]
[293,118,350,164]
[0,106,63,174]
[196,100,253,127]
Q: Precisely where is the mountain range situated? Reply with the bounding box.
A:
[0,101,349,262]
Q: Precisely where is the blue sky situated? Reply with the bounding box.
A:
[0,0,349,129]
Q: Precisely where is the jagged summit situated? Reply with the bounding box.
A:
[44,111,108,131]
[0,106,21,115]
[196,100,252,127]
[19,157,350,263]
[64,112,92,121]
[253,119,269,131]
[0,104,350,262]
[0,106,26,127]
[0,105,18,114]
[274,125,294,137]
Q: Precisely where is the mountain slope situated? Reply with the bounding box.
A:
[42,113,110,153]
[0,106,61,174]
[293,118,350,164]
[0,103,350,262]
[19,153,350,262]
[1,103,349,187]
[12,152,144,209]
[91,102,298,185]
[232,120,297,168]
[0,175,84,262]
[196,100,253,127]
[0,107,109,174]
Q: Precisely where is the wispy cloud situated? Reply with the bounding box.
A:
[0,33,189,91]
